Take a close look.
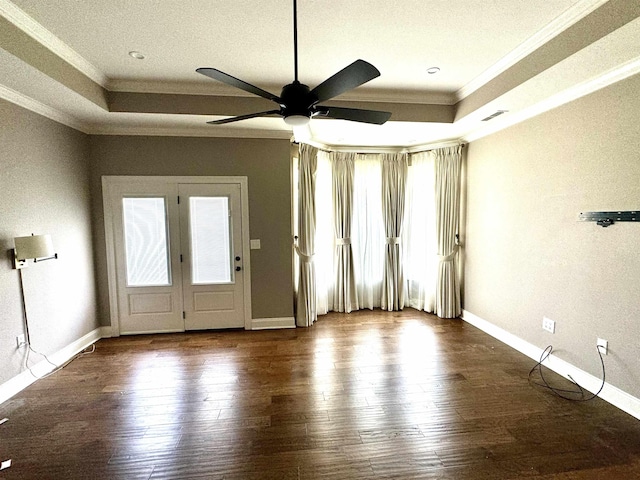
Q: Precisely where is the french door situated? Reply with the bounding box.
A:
[103,177,251,335]
[179,183,244,330]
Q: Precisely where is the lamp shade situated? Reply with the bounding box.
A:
[14,234,55,260]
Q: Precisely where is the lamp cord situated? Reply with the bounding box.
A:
[18,268,59,377]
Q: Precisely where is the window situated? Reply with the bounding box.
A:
[122,197,171,286]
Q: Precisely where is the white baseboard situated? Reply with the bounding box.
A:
[0,327,103,405]
[251,317,296,330]
[461,309,640,420]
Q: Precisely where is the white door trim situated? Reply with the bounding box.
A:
[102,176,253,335]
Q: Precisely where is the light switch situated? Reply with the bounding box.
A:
[250,239,261,250]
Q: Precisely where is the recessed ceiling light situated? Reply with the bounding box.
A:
[128,51,145,60]
[426,67,440,74]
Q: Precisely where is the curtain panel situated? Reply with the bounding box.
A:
[315,151,334,315]
[330,152,359,312]
[296,143,319,327]
[307,145,463,321]
[352,155,384,310]
[434,145,462,318]
[403,151,437,312]
[380,153,408,311]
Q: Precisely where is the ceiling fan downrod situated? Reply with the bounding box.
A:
[195,0,391,127]
[293,0,299,83]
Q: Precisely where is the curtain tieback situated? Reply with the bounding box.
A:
[295,245,314,263]
[438,245,459,262]
[335,237,351,246]
[386,237,401,245]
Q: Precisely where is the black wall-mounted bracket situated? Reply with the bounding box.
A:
[578,211,638,227]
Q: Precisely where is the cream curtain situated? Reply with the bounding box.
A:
[353,156,384,309]
[315,151,334,315]
[330,152,359,312]
[380,153,408,311]
[403,151,437,311]
[434,145,462,318]
[310,145,462,320]
[296,143,319,327]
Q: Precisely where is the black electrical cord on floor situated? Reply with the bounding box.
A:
[528,345,606,402]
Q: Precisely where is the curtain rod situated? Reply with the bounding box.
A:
[293,140,464,155]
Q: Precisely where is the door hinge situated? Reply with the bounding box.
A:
[177,195,180,204]
[180,254,183,263]
[182,311,185,319]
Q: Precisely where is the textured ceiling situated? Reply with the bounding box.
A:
[1,0,639,147]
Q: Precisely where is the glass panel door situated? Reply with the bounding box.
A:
[179,183,244,330]
[109,182,183,335]
[103,177,248,335]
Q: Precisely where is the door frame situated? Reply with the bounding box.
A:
[102,176,252,337]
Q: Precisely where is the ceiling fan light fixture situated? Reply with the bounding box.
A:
[196,0,390,126]
[284,115,310,127]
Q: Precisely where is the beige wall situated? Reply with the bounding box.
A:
[0,99,98,385]
[464,74,640,398]
[88,135,293,324]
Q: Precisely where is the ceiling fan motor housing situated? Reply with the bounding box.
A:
[280,81,316,118]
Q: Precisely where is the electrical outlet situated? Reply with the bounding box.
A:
[542,317,555,333]
[597,338,608,355]
[16,334,26,348]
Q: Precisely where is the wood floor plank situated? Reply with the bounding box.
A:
[1,309,639,478]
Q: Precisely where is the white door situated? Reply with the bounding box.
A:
[104,177,250,335]
[179,183,245,330]
[111,182,184,334]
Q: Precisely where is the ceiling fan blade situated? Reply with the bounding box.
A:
[310,60,381,105]
[197,68,281,103]
[206,110,282,125]
[315,106,391,125]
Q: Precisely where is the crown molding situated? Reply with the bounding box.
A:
[463,55,640,143]
[455,0,609,102]
[300,139,407,154]
[404,140,465,154]
[108,79,251,96]
[297,135,464,155]
[0,83,89,133]
[0,0,108,87]
[335,88,455,106]
[87,124,293,139]
[108,79,456,105]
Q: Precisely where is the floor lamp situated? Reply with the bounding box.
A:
[12,234,58,374]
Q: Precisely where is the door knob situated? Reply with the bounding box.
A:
[235,256,241,261]
[235,266,242,271]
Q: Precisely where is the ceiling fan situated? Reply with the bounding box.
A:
[196,0,391,127]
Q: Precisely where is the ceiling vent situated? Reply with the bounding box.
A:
[481,110,508,121]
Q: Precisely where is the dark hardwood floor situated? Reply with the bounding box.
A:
[2,309,640,479]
